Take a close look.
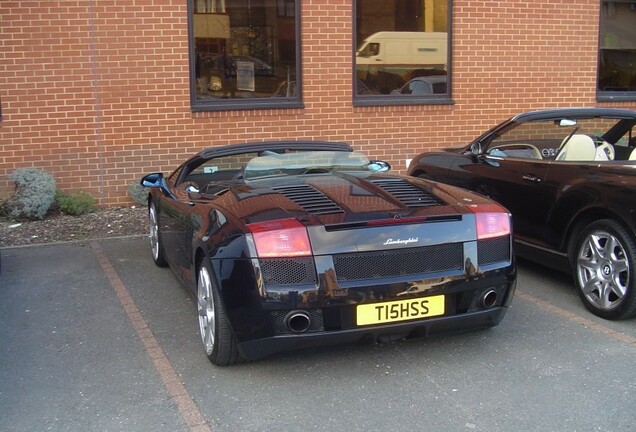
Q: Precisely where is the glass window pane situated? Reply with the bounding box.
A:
[191,0,299,106]
[598,1,636,95]
[355,0,450,98]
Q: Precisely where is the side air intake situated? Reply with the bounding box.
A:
[271,184,344,215]
[370,178,445,208]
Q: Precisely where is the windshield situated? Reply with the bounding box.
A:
[244,150,371,180]
[357,42,379,57]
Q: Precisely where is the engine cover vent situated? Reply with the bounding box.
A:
[370,178,445,208]
[272,184,344,215]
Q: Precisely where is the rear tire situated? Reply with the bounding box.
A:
[572,219,636,320]
[148,202,167,267]
[197,260,243,366]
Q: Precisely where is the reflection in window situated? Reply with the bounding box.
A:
[195,0,226,13]
[598,1,636,97]
[191,0,299,107]
[355,0,450,98]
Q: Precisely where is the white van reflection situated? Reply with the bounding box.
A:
[356,31,448,75]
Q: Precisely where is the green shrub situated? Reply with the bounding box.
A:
[56,189,97,216]
[128,182,148,206]
[6,168,57,220]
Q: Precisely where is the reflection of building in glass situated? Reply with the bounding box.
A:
[193,0,296,100]
[355,0,450,95]
[195,0,226,13]
[598,1,636,91]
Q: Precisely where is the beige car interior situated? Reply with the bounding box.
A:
[556,134,616,162]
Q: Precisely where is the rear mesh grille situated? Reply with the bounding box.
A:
[370,178,445,208]
[258,238,509,287]
[259,257,317,286]
[271,184,344,215]
[478,236,511,265]
[333,243,463,282]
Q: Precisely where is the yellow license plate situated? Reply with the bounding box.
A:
[356,295,445,326]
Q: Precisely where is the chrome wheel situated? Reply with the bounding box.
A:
[149,205,160,260]
[196,261,243,365]
[198,265,216,356]
[148,203,167,267]
[574,219,636,319]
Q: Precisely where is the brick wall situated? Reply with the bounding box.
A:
[1,0,634,207]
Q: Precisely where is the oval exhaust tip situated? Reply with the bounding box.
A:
[285,311,311,333]
[481,289,498,308]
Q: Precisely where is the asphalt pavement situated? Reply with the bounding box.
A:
[1,237,635,432]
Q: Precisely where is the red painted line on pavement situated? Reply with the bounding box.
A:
[516,290,636,347]
[90,242,212,432]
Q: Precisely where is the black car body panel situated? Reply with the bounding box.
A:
[407,108,636,320]
[143,141,516,362]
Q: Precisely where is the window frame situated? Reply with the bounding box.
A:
[352,0,454,107]
[187,0,304,112]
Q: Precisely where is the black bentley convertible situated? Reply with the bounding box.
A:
[408,108,636,320]
[142,141,516,365]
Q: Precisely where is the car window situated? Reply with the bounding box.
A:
[486,121,566,160]
[176,149,374,187]
[406,80,429,95]
[485,118,632,162]
[184,153,256,186]
[244,150,371,180]
[432,81,447,94]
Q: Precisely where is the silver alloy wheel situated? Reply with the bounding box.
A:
[576,229,629,311]
[198,265,216,355]
[149,204,160,261]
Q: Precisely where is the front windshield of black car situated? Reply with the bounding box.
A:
[244,150,371,180]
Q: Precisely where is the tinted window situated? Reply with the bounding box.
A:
[598,1,636,101]
[190,0,301,110]
[354,0,451,103]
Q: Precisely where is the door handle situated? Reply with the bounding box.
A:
[522,174,541,183]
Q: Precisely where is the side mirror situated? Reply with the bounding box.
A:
[368,160,391,172]
[141,173,175,199]
[141,172,164,188]
[470,142,482,157]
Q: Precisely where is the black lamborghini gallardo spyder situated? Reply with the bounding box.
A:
[141,141,516,365]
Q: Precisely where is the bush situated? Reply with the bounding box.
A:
[56,189,97,216]
[128,182,148,206]
[5,168,57,220]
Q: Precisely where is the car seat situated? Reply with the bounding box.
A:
[594,142,615,161]
[556,134,596,161]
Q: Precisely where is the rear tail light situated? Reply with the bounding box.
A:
[246,218,311,258]
[468,204,511,240]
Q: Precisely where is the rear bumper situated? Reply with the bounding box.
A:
[238,305,509,360]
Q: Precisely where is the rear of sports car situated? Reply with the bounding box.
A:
[216,176,516,360]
